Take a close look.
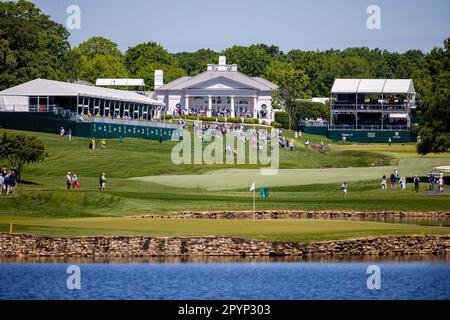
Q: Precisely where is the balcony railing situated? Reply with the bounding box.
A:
[329,125,409,131]
[332,103,411,112]
[75,114,183,129]
[301,120,329,127]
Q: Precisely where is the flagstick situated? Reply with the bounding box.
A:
[253,188,256,220]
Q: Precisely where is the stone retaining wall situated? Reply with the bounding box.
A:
[130,210,450,220]
[1,233,449,257]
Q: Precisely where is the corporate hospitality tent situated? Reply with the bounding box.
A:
[0,78,164,116]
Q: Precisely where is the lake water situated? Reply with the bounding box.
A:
[0,258,449,300]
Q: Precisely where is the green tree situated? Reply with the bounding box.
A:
[0,132,47,181]
[223,45,272,77]
[264,60,311,129]
[175,49,219,75]
[416,39,450,154]
[76,37,128,84]
[0,0,73,90]
[134,63,187,91]
[125,42,185,90]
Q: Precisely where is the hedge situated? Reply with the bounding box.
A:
[244,118,259,124]
[271,121,282,128]
[274,111,290,129]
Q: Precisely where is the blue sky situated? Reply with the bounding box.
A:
[31,0,449,53]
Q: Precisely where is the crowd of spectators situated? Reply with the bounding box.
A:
[0,165,19,195]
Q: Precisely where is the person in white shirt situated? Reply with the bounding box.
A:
[341,182,348,198]
[0,175,4,194]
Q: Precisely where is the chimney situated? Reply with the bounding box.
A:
[154,70,163,90]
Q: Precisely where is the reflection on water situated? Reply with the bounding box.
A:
[0,258,449,300]
[1,255,450,264]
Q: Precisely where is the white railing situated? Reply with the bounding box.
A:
[76,115,183,129]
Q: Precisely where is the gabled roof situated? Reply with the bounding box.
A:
[382,79,415,94]
[0,79,164,106]
[156,76,193,90]
[332,79,415,94]
[156,71,278,91]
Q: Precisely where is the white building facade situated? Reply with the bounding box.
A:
[153,56,278,122]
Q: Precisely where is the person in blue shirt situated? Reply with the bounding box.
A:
[414,175,420,192]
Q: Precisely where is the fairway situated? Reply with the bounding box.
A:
[1,217,449,242]
[132,157,448,190]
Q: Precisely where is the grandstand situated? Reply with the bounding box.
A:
[302,79,416,143]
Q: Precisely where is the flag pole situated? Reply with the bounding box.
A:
[253,187,256,220]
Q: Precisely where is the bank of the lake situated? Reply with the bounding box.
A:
[1,233,449,258]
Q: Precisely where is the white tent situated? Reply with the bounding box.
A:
[0,95,29,111]
[0,79,163,106]
[331,79,416,94]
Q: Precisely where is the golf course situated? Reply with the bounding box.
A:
[1,126,449,241]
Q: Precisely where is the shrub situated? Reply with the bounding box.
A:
[244,118,259,124]
[295,101,330,129]
[164,114,173,119]
[274,111,290,129]
[271,121,282,128]
[226,117,242,123]
[199,116,216,122]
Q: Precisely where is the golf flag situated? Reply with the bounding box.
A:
[249,182,255,192]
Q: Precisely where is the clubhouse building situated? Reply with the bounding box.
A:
[153,56,278,122]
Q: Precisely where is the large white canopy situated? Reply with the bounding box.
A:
[0,79,164,106]
[332,79,415,94]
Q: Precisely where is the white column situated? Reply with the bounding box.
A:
[185,96,189,115]
[253,96,258,118]
[157,107,161,120]
[207,95,212,117]
[230,96,235,118]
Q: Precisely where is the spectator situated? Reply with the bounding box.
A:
[304,139,310,149]
[101,139,107,150]
[72,174,80,189]
[0,174,4,194]
[66,172,72,190]
[414,175,420,192]
[390,172,397,188]
[381,175,387,191]
[400,176,406,190]
[100,173,107,191]
[9,169,17,194]
[341,182,348,198]
[429,174,435,191]
[438,177,444,193]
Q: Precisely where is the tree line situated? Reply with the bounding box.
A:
[0,0,448,154]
